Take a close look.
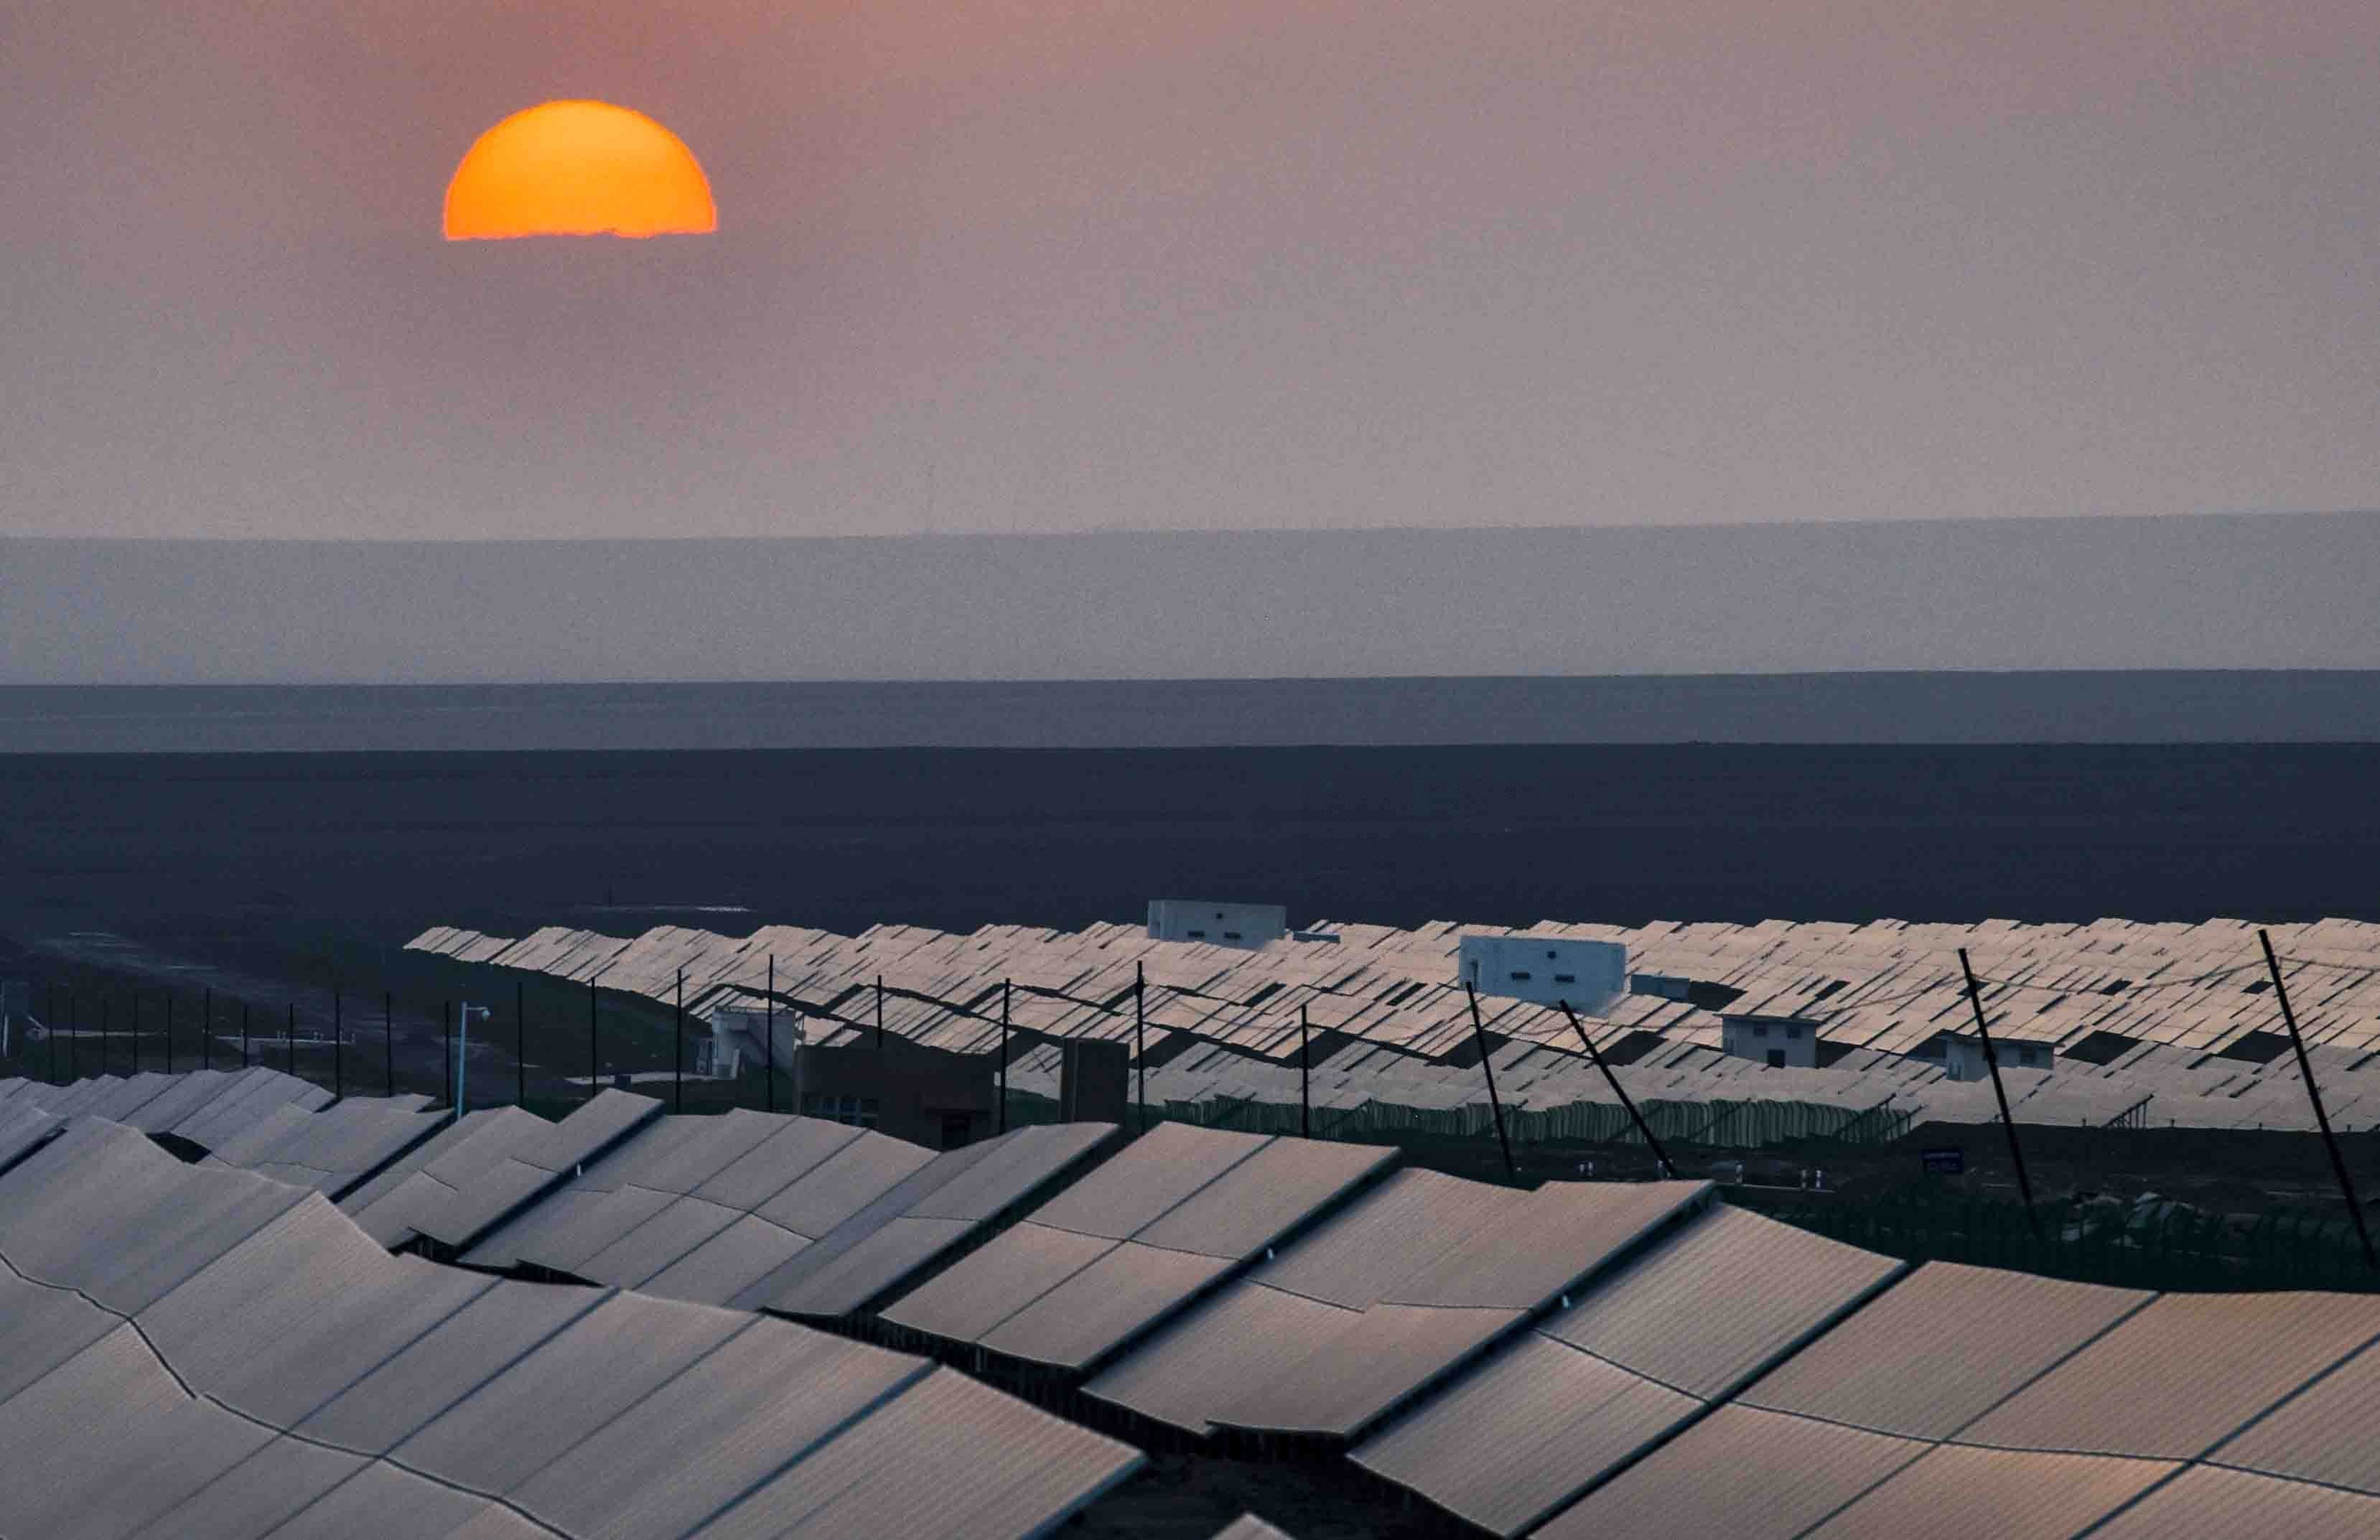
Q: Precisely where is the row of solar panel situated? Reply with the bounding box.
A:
[0,1115,1152,1540]
[19,1068,2380,1539]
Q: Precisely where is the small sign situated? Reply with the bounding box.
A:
[1921,1147,1964,1175]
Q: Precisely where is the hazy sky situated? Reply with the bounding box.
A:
[5,1,2374,541]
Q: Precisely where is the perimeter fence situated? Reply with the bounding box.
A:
[1734,1182,2380,1294]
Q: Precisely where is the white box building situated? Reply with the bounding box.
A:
[1722,1015,1822,1069]
[1147,900,1287,950]
[1457,935,1627,1014]
[1940,1032,2055,1081]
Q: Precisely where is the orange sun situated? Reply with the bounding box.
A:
[444,101,717,240]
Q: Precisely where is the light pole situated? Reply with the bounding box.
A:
[456,1002,492,1116]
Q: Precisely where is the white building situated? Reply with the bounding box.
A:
[1147,900,1287,950]
[1457,935,1628,1014]
[1721,1014,1822,1069]
[700,1003,803,1081]
[1938,1032,2055,1081]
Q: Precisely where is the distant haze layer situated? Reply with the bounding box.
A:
[4,514,2376,685]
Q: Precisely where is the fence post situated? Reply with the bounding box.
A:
[442,1001,452,1119]
[1134,962,1147,1135]
[1462,984,1517,1180]
[385,990,394,1098]
[876,974,885,1052]
[999,979,1010,1135]
[1559,999,1675,1178]
[164,991,174,1075]
[587,981,599,1103]
[333,989,342,1098]
[286,1002,296,1076]
[1959,948,2038,1233]
[202,986,211,1071]
[2261,928,2377,1271]
[515,979,526,1108]
[674,970,684,1115]
[241,1000,250,1068]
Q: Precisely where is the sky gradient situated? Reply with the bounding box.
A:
[4,1,2374,541]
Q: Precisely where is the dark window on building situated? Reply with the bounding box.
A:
[1766,1050,1786,1068]
[1554,974,1577,984]
[1786,1025,1802,1040]
[1223,931,1242,941]
[1187,929,1207,939]
[1509,971,1533,981]
[1753,1024,1768,1038]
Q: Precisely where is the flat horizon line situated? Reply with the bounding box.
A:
[9,507,2378,544]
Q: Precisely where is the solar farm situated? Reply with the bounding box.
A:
[408,913,2380,1140]
[8,1061,2380,1538]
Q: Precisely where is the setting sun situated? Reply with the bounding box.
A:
[444,101,715,240]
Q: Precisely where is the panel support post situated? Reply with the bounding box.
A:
[515,979,526,1108]
[999,979,1010,1135]
[587,981,599,1103]
[1135,961,1147,1135]
[384,990,394,1098]
[876,974,885,1052]
[2262,928,2377,1270]
[765,956,776,1115]
[1559,999,1674,1177]
[442,1001,452,1120]
[674,970,685,1115]
[1959,948,2037,1230]
[1463,984,1518,1180]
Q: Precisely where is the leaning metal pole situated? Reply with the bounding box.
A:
[1558,999,1674,1178]
[1959,948,2038,1231]
[1462,984,1518,1180]
[2262,929,2377,1270]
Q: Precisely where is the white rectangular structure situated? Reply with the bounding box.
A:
[1457,935,1627,1014]
[1147,900,1287,950]
[1721,1015,1821,1069]
[1940,1033,2054,1081]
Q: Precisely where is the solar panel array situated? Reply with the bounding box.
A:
[462,1106,1116,1311]
[406,913,2380,1137]
[2,1066,332,1147]
[0,1115,1142,1540]
[11,1070,2380,1540]
[882,1123,1394,1373]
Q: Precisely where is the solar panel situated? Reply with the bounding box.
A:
[2087,1467,2380,1540]
[1798,1443,2176,1540]
[1529,1404,1927,1540]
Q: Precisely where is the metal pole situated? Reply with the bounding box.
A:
[588,981,599,1103]
[1959,948,2037,1228]
[1134,961,1147,1135]
[385,991,394,1098]
[515,979,526,1108]
[674,970,684,1114]
[128,993,136,1073]
[875,974,885,1051]
[1559,1000,1674,1179]
[2262,929,2377,1269]
[1300,1003,1311,1139]
[70,991,80,1080]
[1461,984,1518,1180]
[164,991,173,1075]
[766,956,776,1115]
[442,1000,453,1117]
[998,979,1009,1135]
[286,1003,296,1076]
[101,994,111,1075]
[49,985,60,1084]
[333,990,342,1098]
[241,1001,249,1068]
[202,986,211,1071]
